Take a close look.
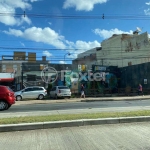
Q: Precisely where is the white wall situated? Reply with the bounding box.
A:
[0,73,14,78]
[96,32,150,68]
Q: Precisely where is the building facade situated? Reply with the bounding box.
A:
[96,32,150,68]
[72,47,101,72]
[0,51,49,91]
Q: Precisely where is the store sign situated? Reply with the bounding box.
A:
[78,65,87,71]
[95,66,106,71]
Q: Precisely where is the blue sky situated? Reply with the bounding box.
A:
[0,0,150,64]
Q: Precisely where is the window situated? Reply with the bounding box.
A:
[33,87,39,91]
[2,65,6,72]
[13,64,17,71]
[58,86,69,89]
[39,87,44,90]
[33,87,43,91]
[51,87,56,91]
[24,88,33,92]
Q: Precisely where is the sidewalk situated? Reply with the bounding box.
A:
[15,95,150,105]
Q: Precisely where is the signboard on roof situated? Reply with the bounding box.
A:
[94,66,106,71]
[78,65,87,71]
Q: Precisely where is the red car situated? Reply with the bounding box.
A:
[0,86,15,111]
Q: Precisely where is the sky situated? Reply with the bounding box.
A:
[0,0,150,64]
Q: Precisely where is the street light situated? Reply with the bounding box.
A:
[64,52,71,86]
[21,65,23,89]
[64,52,71,64]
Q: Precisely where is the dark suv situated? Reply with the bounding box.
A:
[0,86,15,110]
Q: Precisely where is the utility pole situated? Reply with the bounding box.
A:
[64,52,71,86]
[102,59,103,66]
[21,66,23,89]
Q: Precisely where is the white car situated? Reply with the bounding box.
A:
[50,86,71,99]
[15,86,47,101]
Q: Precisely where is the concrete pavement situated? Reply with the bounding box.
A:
[1,122,150,150]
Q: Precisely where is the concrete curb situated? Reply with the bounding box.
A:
[81,97,150,102]
[1,116,150,132]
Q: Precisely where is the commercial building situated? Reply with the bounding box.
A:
[72,47,101,72]
[0,51,48,91]
[96,32,150,68]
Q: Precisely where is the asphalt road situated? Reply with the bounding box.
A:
[7,99,150,112]
[1,122,150,150]
[1,99,150,118]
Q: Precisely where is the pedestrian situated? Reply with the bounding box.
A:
[80,84,85,98]
[138,84,144,96]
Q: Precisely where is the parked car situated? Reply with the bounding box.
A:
[0,86,15,111]
[50,86,71,99]
[15,86,47,101]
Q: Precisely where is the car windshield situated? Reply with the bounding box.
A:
[58,87,69,89]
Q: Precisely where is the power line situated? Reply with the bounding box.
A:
[0,12,150,20]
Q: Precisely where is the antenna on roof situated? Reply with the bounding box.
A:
[133,27,142,35]
[137,27,142,32]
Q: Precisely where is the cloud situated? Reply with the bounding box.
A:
[0,0,34,26]
[43,51,52,57]
[146,2,150,5]
[59,61,65,64]
[65,40,100,50]
[144,2,150,15]
[4,26,100,51]
[4,26,100,59]
[63,0,108,11]
[65,40,100,59]
[144,8,150,15]
[20,42,25,47]
[30,0,40,2]
[93,28,133,39]
[20,15,32,25]
[4,27,66,48]
[74,40,100,49]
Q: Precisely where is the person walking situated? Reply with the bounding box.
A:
[80,84,85,98]
[138,84,144,96]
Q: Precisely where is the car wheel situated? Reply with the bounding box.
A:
[16,95,22,101]
[0,101,8,111]
[5,104,11,110]
[38,94,44,100]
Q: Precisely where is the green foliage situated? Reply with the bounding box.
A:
[1,110,150,124]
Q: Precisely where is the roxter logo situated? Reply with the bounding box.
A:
[41,66,58,83]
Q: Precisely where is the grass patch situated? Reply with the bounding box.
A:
[1,110,150,125]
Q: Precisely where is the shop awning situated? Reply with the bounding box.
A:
[0,78,14,82]
[0,73,15,82]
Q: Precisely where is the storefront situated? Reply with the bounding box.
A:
[0,73,15,90]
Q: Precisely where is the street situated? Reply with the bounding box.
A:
[0,122,150,150]
[1,99,150,118]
